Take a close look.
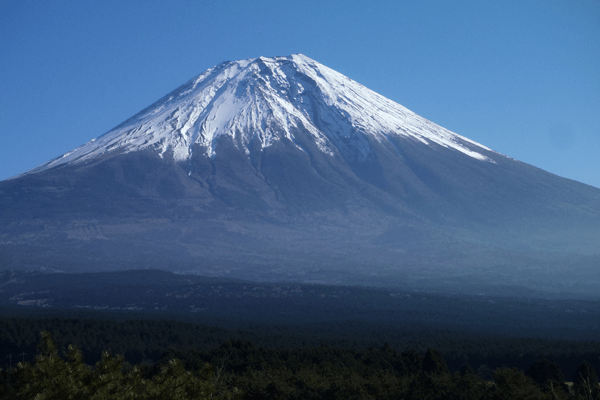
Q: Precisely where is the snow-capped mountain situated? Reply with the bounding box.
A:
[2,55,600,295]
[24,54,494,176]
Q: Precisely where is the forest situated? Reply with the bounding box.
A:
[1,331,599,399]
[1,270,599,398]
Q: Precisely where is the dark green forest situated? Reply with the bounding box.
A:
[1,315,600,378]
[1,270,599,398]
[1,270,598,341]
[1,331,599,399]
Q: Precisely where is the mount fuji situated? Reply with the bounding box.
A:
[2,54,599,295]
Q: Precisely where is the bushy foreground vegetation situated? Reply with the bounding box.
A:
[0,332,241,400]
[1,333,599,399]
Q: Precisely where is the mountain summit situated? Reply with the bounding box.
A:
[2,55,600,295]
[26,54,492,176]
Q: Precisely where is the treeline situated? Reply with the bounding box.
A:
[2,316,600,378]
[0,332,241,400]
[0,317,236,366]
[1,333,599,399]
[2,270,599,342]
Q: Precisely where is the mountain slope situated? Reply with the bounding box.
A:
[1,54,599,295]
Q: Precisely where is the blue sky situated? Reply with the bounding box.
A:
[1,0,599,187]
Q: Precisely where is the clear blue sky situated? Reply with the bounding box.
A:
[1,0,599,188]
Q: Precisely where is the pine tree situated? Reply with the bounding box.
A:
[422,348,449,375]
[15,331,91,400]
[526,359,568,395]
[573,361,600,400]
[492,367,546,400]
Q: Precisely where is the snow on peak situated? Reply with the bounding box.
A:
[28,54,496,174]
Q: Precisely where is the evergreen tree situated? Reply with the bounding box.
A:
[491,367,546,400]
[422,348,449,375]
[401,348,422,374]
[573,361,600,400]
[526,359,568,395]
[460,362,475,376]
[14,331,92,400]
